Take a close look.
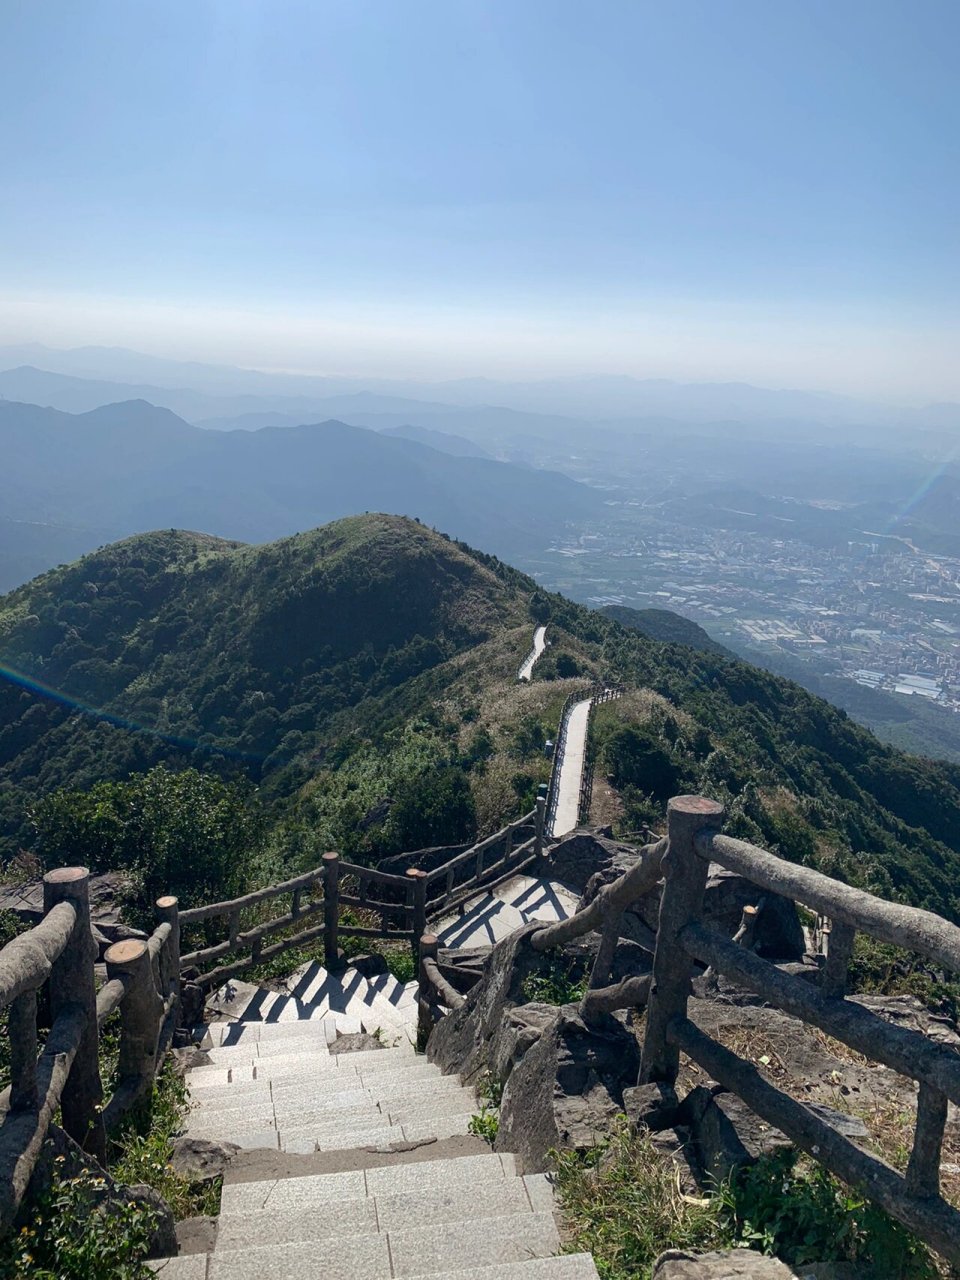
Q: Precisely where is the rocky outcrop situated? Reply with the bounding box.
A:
[329,1032,385,1054]
[0,871,145,957]
[428,920,643,1171]
[495,1003,640,1171]
[169,1136,239,1184]
[550,831,804,959]
[652,1250,800,1278]
[428,922,546,1082]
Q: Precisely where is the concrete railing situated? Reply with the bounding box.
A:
[178,808,544,989]
[529,793,960,1270]
[0,869,180,1233]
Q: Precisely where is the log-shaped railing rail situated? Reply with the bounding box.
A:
[0,868,180,1234]
[416,933,467,1046]
[526,791,960,1269]
[178,808,544,990]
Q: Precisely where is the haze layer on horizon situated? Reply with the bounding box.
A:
[3,0,958,401]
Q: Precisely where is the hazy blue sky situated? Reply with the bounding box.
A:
[2,0,958,397]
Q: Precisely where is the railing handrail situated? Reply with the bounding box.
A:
[0,869,181,1235]
[0,900,77,1008]
[524,792,960,1270]
[698,829,960,974]
[179,805,545,989]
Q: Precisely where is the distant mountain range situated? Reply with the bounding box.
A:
[3,343,960,433]
[0,398,601,591]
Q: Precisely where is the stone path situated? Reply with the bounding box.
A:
[518,626,548,681]
[434,873,580,949]
[549,698,592,838]
[152,892,598,1277]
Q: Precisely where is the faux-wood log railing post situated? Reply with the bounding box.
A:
[323,852,341,970]
[407,869,428,965]
[822,918,856,999]
[105,939,163,1094]
[156,895,180,1020]
[906,1080,948,1199]
[639,795,725,1085]
[43,866,106,1164]
[534,785,547,864]
[9,991,38,1111]
[417,933,439,1048]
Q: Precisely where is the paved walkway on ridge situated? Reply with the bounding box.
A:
[518,625,548,681]
[549,697,592,838]
[434,873,580,949]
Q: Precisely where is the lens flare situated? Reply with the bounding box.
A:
[0,662,263,764]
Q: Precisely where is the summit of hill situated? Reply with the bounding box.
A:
[3,514,960,925]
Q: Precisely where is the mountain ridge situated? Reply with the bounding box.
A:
[3,515,960,928]
[0,398,601,589]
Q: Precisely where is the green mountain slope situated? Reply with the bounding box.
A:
[598,604,733,657]
[3,515,960,924]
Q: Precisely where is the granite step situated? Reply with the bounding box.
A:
[150,1254,599,1279]
[150,1255,599,1279]
[214,1176,549,1252]
[219,1152,516,1214]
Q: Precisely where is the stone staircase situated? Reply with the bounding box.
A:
[151,884,598,1278]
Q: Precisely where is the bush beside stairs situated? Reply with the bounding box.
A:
[151,878,598,1278]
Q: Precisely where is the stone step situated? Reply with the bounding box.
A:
[219,1152,515,1215]
[260,1076,447,1107]
[188,1211,561,1280]
[389,1210,561,1277]
[281,1122,405,1152]
[206,1228,391,1278]
[185,1054,441,1099]
[185,1064,450,1105]
[200,1019,338,1049]
[383,1091,482,1124]
[408,1258,600,1280]
[400,1111,476,1142]
[150,1251,599,1280]
[196,1048,434,1078]
[241,1061,443,1089]
[275,1088,477,1128]
[214,1177,542,1252]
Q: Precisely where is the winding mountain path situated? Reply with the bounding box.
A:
[518,626,547,681]
[548,698,592,838]
[152,912,598,1278]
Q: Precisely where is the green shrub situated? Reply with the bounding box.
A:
[718,1148,935,1278]
[552,1122,728,1278]
[0,1161,158,1280]
[522,955,587,1005]
[468,1107,500,1144]
[30,766,259,924]
[111,1061,220,1222]
[468,1072,503,1145]
[552,1123,937,1280]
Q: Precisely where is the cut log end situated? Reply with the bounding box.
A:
[104,939,147,967]
[668,795,725,818]
[43,867,89,886]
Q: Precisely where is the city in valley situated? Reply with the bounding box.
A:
[524,512,960,717]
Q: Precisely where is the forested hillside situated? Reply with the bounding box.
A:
[3,514,960,927]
